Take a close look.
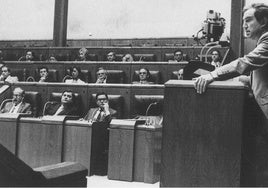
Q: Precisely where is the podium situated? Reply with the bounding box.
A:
[161,80,248,187]
[108,118,162,183]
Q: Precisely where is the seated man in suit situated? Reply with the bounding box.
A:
[132,68,154,84]
[0,87,32,115]
[0,66,18,83]
[38,67,54,82]
[44,90,79,116]
[95,67,108,84]
[18,51,35,62]
[83,92,117,123]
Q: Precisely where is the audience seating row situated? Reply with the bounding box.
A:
[5,61,188,84]
[0,46,229,62]
[3,83,164,119]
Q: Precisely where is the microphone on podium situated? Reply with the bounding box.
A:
[42,101,56,116]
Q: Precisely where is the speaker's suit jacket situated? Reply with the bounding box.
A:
[213,31,268,119]
[83,107,117,123]
[45,102,79,116]
[0,101,32,114]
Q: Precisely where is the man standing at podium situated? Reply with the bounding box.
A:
[0,87,32,114]
[194,3,268,119]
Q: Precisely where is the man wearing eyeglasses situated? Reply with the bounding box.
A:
[0,87,32,114]
[132,68,154,84]
[83,92,117,123]
[96,67,108,84]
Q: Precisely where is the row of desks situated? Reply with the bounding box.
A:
[0,113,161,183]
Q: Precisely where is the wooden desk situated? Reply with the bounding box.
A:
[17,116,75,168]
[63,120,92,174]
[108,119,161,183]
[0,113,29,154]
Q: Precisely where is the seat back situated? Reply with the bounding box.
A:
[81,70,91,83]
[133,95,164,116]
[11,69,30,81]
[55,53,70,61]
[132,70,161,84]
[133,54,156,61]
[87,54,98,61]
[90,94,124,118]
[105,70,125,83]
[4,53,19,61]
[24,91,42,117]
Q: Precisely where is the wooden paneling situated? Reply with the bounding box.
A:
[108,120,136,181]
[63,120,92,173]
[133,125,162,183]
[161,80,247,187]
[0,114,21,154]
[17,117,63,168]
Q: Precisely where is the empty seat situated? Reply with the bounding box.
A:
[133,95,164,116]
[90,94,124,119]
[105,70,125,83]
[133,54,156,61]
[81,70,92,83]
[11,69,30,81]
[87,54,98,61]
[55,53,70,61]
[24,91,42,117]
[132,70,162,84]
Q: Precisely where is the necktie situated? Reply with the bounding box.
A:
[10,105,16,113]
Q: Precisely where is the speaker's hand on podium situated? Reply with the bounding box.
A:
[194,73,214,94]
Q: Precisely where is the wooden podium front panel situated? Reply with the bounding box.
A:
[0,119,17,154]
[17,118,63,168]
[108,128,135,181]
[63,120,92,173]
[161,80,247,187]
[133,126,162,184]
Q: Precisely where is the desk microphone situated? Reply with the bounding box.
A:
[145,102,158,116]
